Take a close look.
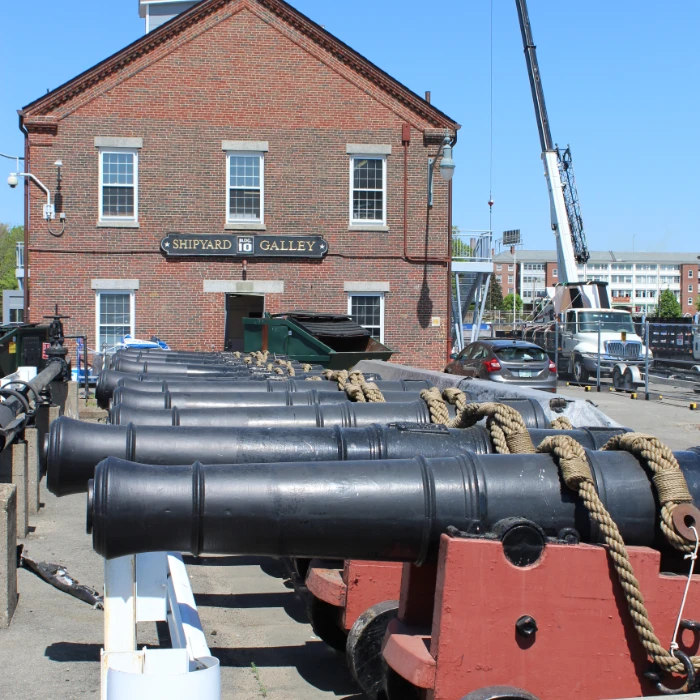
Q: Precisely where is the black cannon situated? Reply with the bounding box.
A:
[112,357,277,375]
[88,447,700,560]
[108,397,549,429]
[95,371,407,408]
[110,387,429,410]
[45,416,626,496]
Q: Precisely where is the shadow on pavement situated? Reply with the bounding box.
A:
[210,641,366,696]
[45,642,101,662]
[195,590,308,623]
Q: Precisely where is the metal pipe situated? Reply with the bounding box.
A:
[108,397,549,430]
[20,113,30,322]
[87,447,700,560]
[46,417,626,497]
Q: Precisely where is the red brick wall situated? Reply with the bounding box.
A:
[545,262,558,287]
[680,264,699,315]
[23,3,454,370]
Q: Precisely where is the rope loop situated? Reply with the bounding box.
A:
[537,434,698,676]
[603,433,694,552]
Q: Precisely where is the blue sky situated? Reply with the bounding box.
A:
[1,0,698,252]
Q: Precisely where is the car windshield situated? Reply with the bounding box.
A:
[578,312,635,333]
[493,346,547,362]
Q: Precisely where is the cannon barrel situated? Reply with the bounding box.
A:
[110,387,429,410]
[45,416,626,496]
[95,371,403,407]
[108,398,549,429]
[113,357,275,375]
[88,447,700,560]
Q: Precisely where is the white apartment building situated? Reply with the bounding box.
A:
[493,250,700,316]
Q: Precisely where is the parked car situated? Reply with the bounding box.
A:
[444,339,557,392]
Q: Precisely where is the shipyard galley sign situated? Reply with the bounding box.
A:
[160,233,328,258]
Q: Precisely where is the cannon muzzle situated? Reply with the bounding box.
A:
[88,448,700,560]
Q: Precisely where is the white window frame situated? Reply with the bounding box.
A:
[552,268,558,278]
[99,148,138,223]
[226,151,265,225]
[349,155,387,227]
[347,293,384,344]
[508,275,514,283]
[689,269,694,278]
[496,265,502,271]
[95,290,135,350]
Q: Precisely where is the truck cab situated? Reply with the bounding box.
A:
[560,308,651,382]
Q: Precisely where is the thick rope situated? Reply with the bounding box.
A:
[301,363,312,373]
[322,370,350,390]
[344,381,386,403]
[603,433,694,553]
[419,387,535,455]
[551,416,574,430]
[537,434,696,675]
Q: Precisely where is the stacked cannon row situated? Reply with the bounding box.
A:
[47,346,700,699]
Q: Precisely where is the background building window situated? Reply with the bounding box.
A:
[99,150,137,221]
[552,268,558,277]
[9,309,23,323]
[96,291,134,349]
[227,152,264,223]
[350,156,386,224]
[348,293,384,342]
[689,270,694,278]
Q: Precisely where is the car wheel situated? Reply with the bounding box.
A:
[573,355,589,383]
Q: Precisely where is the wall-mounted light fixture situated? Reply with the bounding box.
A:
[6,158,65,236]
[428,134,456,207]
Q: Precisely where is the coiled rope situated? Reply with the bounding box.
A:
[418,387,535,455]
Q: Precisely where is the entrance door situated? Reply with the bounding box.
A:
[224,294,264,351]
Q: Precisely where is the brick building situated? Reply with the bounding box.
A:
[18,0,459,369]
[493,250,700,315]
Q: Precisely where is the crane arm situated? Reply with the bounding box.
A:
[515,0,589,283]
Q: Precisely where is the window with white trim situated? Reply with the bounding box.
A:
[227,152,264,223]
[96,291,135,349]
[689,269,694,278]
[350,156,386,225]
[496,265,502,271]
[99,149,138,221]
[347,293,384,343]
[552,268,558,278]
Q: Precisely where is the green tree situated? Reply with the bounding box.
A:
[0,224,23,318]
[502,293,523,315]
[486,274,504,310]
[655,288,682,318]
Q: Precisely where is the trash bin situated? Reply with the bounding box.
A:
[243,311,394,369]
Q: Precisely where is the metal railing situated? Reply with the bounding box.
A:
[452,230,492,262]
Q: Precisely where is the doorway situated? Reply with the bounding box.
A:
[224,294,264,351]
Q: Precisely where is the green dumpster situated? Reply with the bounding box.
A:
[0,323,50,378]
[243,311,394,370]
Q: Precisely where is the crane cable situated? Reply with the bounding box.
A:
[488,0,494,231]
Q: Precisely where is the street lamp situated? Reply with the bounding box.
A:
[428,134,457,207]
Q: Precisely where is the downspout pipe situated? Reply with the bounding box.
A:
[18,111,29,323]
[446,130,457,363]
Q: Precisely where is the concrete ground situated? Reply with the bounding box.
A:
[558,378,700,451]
[0,483,365,699]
